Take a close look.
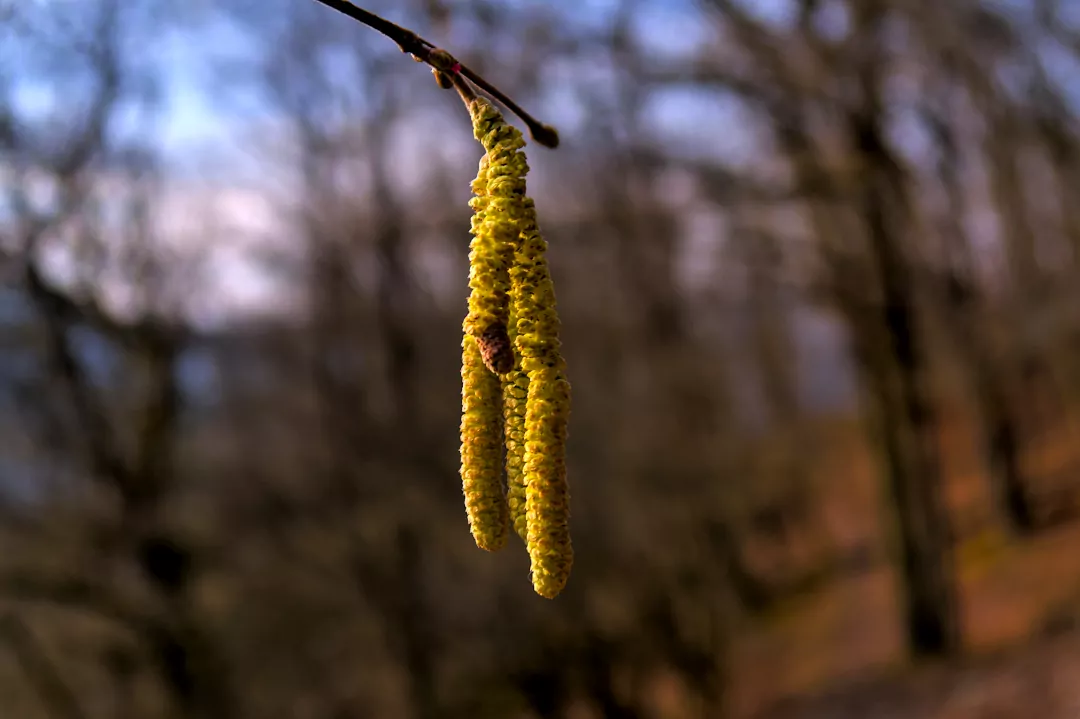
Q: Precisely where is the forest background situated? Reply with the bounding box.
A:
[3,0,1080,717]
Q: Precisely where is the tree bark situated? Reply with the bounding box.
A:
[847,52,960,654]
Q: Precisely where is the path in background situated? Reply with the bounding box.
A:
[730,411,1080,718]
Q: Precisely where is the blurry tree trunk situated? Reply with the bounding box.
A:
[949,297,1034,536]
[125,331,237,719]
[370,154,419,432]
[304,206,440,719]
[565,76,730,699]
[755,0,959,656]
[849,307,958,656]
[308,237,366,507]
[1036,98,1080,276]
[770,88,959,654]
[845,5,959,655]
[1030,78,1080,403]
[291,86,439,717]
[949,31,1068,442]
[979,111,1066,437]
[348,524,439,719]
[26,261,237,718]
[924,98,1035,535]
[3,3,238,707]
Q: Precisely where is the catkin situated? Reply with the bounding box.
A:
[513,196,573,599]
[460,333,509,552]
[465,101,526,375]
[469,98,531,540]
[460,96,572,598]
[523,367,572,598]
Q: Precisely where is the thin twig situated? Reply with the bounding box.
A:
[449,70,479,106]
[308,0,560,148]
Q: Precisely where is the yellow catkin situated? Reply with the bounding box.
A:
[523,366,572,598]
[514,197,573,599]
[462,97,572,597]
[465,100,527,375]
[503,363,530,541]
[460,333,509,552]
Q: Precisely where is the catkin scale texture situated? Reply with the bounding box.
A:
[503,368,530,540]
[460,333,509,552]
[523,368,572,598]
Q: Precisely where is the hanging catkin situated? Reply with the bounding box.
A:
[460,330,510,552]
[463,104,525,375]
[459,152,510,552]
[467,97,573,599]
[512,196,573,599]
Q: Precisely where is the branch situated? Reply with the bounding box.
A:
[6,219,186,502]
[25,258,134,493]
[26,258,189,510]
[308,0,560,148]
[1036,0,1080,58]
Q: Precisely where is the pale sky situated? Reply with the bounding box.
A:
[9,0,1076,330]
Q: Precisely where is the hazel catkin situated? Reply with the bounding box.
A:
[464,102,526,374]
[513,196,573,598]
[523,367,572,598]
[459,333,509,552]
[459,96,572,598]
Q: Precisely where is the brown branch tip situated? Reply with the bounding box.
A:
[310,0,560,149]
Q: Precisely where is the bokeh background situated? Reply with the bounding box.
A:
[3,0,1080,717]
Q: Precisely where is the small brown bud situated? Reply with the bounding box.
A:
[432,68,454,90]
[428,47,457,73]
[477,323,514,375]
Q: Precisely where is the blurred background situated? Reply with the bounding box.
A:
[2,0,1080,716]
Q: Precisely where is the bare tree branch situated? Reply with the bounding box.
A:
[308,0,560,147]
